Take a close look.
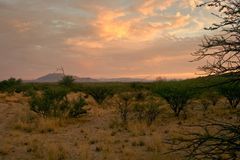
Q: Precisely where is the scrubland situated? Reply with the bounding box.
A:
[0,78,239,160]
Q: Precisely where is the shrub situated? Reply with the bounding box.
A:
[59,76,75,87]
[133,104,145,121]
[29,87,87,118]
[200,98,211,111]
[83,85,114,104]
[145,102,160,126]
[218,83,240,109]
[207,90,220,106]
[68,97,87,118]
[133,101,161,126]
[115,92,133,125]
[0,77,22,93]
[153,81,193,117]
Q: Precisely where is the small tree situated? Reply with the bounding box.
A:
[59,76,75,87]
[0,77,22,93]
[200,98,211,111]
[145,102,160,126]
[115,93,133,125]
[29,87,87,117]
[153,81,193,117]
[207,90,220,106]
[218,83,240,109]
[68,97,87,118]
[84,85,114,105]
[199,90,219,111]
[133,104,145,121]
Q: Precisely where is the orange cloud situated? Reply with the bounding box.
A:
[144,54,191,65]
[92,8,190,42]
[10,20,32,33]
[137,0,174,16]
[93,9,135,41]
[65,38,104,49]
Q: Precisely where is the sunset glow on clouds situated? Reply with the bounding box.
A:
[0,0,216,80]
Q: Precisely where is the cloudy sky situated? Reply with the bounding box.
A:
[0,0,217,80]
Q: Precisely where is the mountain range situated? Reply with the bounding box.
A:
[29,73,151,83]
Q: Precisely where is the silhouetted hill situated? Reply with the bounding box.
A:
[30,73,151,83]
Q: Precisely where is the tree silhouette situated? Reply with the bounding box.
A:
[192,0,240,77]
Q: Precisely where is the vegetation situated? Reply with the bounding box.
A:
[0,78,22,93]
[153,81,194,117]
[192,0,240,76]
[167,121,240,160]
[83,85,115,105]
[218,83,240,109]
[59,75,75,87]
[166,0,240,159]
[144,102,161,126]
[115,92,133,125]
[29,87,87,118]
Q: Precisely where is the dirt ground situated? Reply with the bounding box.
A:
[0,92,238,160]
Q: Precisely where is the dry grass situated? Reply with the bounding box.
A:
[0,92,238,160]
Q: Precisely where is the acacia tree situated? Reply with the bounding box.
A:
[192,0,240,77]
[168,1,240,159]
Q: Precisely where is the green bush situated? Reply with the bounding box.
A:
[0,77,22,93]
[133,104,145,121]
[68,97,87,118]
[115,92,133,125]
[145,102,160,126]
[218,83,240,109]
[153,81,193,117]
[83,85,114,104]
[133,101,160,126]
[29,87,87,118]
[59,75,75,87]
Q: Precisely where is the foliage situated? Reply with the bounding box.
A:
[29,87,87,117]
[199,90,220,111]
[0,77,22,93]
[59,75,75,87]
[218,83,240,109]
[83,85,115,104]
[133,104,145,121]
[115,92,133,125]
[144,102,161,126]
[133,101,161,126]
[153,81,194,117]
[68,97,87,118]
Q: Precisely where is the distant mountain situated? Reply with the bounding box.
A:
[31,73,98,83]
[98,78,151,82]
[30,73,151,83]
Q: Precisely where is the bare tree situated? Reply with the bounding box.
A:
[166,1,240,159]
[166,120,240,160]
[192,0,240,76]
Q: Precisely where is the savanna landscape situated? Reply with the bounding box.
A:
[0,0,240,160]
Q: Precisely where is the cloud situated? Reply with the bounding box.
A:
[180,0,203,10]
[65,38,104,49]
[10,20,32,33]
[0,0,211,80]
[137,0,174,16]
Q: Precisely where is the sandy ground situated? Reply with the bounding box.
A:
[0,92,238,160]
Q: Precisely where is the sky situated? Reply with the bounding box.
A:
[0,0,217,80]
